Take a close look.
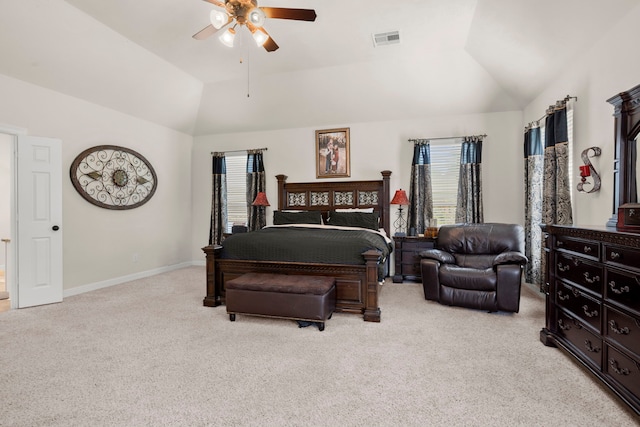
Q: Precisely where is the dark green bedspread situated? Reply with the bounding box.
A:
[220,226,392,269]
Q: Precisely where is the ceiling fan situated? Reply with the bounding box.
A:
[193,0,317,52]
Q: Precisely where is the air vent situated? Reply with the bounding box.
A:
[372,31,400,47]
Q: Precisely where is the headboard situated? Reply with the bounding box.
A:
[275,171,392,236]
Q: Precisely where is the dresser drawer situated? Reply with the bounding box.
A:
[401,240,435,252]
[605,306,640,358]
[400,261,420,277]
[605,344,640,400]
[556,282,601,332]
[605,268,640,315]
[604,244,640,271]
[556,309,602,369]
[556,236,600,260]
[401,250,421,263]
[555,253,603,295]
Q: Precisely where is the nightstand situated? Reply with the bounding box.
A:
[392,235,436,283]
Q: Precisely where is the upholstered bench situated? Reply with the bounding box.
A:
[225,273,336,331]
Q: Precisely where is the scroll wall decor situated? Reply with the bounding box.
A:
[70,145,157,210]
[577,146,601,193]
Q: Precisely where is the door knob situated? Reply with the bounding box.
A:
[52,225,60,231]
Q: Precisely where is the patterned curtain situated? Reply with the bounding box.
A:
[524,125,544,286]
[407,140,433,235]
[209,153,227,245]
[543,102,573,225]
[246,149,266,231]
[455,136,484,223]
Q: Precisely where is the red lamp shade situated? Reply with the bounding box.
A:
[252,192,270,206]
[390,189,410,205]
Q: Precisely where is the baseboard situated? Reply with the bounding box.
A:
[63,261,196,298]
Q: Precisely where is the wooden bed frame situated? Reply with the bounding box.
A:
[202,170,392,322]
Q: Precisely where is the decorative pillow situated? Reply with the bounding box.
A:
[327,211,379,230]
[273,210,323,225]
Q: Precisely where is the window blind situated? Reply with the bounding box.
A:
[430,141,461,226]
[225,154,248,232]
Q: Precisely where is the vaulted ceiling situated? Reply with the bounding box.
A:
[1,0,638,135]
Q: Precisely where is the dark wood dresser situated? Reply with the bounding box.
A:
[541,225,640,415]
[392,236,436,283]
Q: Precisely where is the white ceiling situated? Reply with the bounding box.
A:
[1,0,638,135]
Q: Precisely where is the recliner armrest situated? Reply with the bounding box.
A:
[419,249,455,264]
[493,251,527,267]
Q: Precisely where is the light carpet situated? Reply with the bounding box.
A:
[0,266,638,426]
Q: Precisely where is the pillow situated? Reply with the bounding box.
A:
[273,210,323,225]
[327,211,379,230]
[334,207,374,213]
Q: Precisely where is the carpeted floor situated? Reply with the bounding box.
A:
[0,266,638,426]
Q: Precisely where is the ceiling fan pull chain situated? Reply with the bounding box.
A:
[247,43,251,98]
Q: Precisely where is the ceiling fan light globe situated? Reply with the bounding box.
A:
[248,8,266,27]
[252,29,269,46]
[219,28,236,48]
[210,9,228,29]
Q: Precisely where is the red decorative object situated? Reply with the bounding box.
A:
[579,164,591,177]
[252,192,270,206]
[390,189,410,236]
[390,189,410,205]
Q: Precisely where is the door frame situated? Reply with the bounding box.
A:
[0,124,26,309]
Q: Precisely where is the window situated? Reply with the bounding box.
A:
[430,141,461,226]
[225,154,247,232]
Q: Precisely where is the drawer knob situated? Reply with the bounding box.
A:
[584,340,601,353]
[610,251,621,260]
[558,319,570,331]
[583,246,592,253]
[582,305,598,318]
[583,272,600,284]
[557,291,570,301]
[609,359,630,376]
[558,262,570,272]
[609,320,630,335]
[608,281,630,295]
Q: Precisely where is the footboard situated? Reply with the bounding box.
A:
[202,245,382,322]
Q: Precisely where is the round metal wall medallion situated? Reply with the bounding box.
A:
[70,145,157,210]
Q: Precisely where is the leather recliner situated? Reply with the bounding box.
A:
[420,223,527,313]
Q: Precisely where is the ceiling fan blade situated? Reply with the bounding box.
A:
[192,16,232,40]
[261,7,317,22]
[201,0,226,7]
[192,24,219,40]
[262,30,279,52]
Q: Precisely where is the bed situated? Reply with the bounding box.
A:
[202,170,392,322]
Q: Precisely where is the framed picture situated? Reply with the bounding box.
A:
[315,127,350,178]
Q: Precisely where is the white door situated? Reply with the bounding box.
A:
[16,135,63,308]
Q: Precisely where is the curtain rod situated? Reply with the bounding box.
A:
[527,94,578,130]
[210,147,268,155]
[408,134,487,143]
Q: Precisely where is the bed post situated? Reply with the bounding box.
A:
[363,249,382,322]
[202,245,223,307]
[276,174,287,211]
[381,170,392,237]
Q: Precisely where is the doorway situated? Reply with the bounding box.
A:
[0,127,63,311]
[0,132,14,311]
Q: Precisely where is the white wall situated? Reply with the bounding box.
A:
[523,5,640,227]
[0,74,193,290]
[191,110,524,260]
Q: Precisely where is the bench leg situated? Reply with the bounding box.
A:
[229,313,236,322]
[318,322,325,332]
